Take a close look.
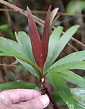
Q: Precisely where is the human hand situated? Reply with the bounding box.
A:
[0,89,50,109]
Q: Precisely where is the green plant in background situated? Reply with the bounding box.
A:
[7,0,13,3]
[0,6,85,109]
[66,1,85,14]
[0,24,13,37]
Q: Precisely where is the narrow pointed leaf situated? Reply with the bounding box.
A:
[50,8,59,25]
[75,102,85,109]
[50,61,85,70]
[44,26,63,69]
[52,89,85,109]
[42,6,51,66]
[0,37,23,57]
[0,82,37,92]
[54,25,80,60]
[17,59,40,79]
[70,88,85,106]
[15,31,35,63]
[27,7,42,67]
[51,50,85,68]
[0,37,21,53]
[47,71,76,109]
[45,25,79,69]
[52,92,66,105]
[47,67,85,88]
[0,37,41,74]
[58,70,85,88]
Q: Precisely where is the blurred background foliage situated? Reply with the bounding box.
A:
[0,0,85,108]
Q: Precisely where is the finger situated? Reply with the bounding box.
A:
[0,89,41,105]
[0,100,9,109]
[11,94,50,109]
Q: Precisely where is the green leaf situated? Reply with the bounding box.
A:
[47,71,76,109]
[17,59,40,79]
[17,57,41,73]
[0,39,23,57]
[52,88,85,108]
[15,31,35,62]
[0,40,36,69]
[0,37,22,57]
[0,82,37,92]
[75,102,85,109]
[52,92,66,106]
[70,88,85,106]
[50,61,85,70]
[0,25,13,37]
[55,25,79,57]
[0,36,41,76]
[0,24,9,30]
[15,32,41,77]
[7,0,13,2]
[44,26,63,69]
[66,1,85,14]
[51,51,85,68]
[44,25,79,69]
[0,37,21,52]
[47,68,85,88]
[59,70,85,88]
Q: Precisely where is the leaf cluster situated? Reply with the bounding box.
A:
[0,7,85,109]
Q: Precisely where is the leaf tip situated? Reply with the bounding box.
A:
[73,24,80,29]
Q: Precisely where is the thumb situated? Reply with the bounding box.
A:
[11,94,50,109]
[28,94,50,109]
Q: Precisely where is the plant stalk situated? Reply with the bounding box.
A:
[40,70,59,108]
[41,70,45,95]
[45,88,59,109]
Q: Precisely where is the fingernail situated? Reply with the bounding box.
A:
[39,94,50,108]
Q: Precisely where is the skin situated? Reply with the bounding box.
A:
[0,89,50,109]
